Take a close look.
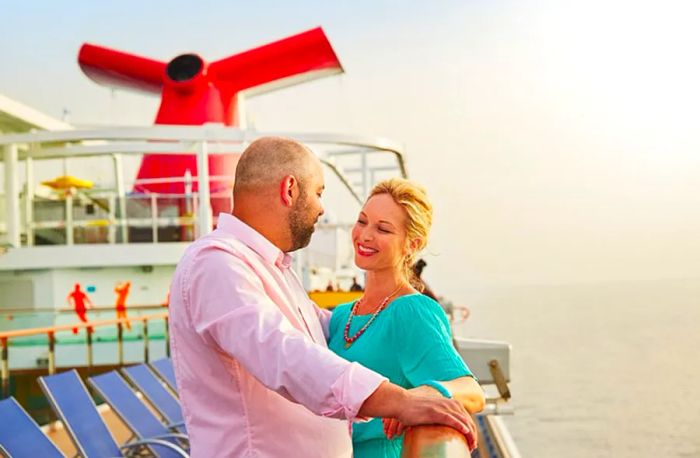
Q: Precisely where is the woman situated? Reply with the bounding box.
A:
[328,178,485,457]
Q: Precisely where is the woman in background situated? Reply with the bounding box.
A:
[328,178,485,457]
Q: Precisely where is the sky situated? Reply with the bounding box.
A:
[2,0,700,298]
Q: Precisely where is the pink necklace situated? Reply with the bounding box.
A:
[343,285,403,349]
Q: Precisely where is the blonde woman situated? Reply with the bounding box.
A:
[329,178,485,457]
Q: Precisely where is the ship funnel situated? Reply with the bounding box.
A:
[78,27,343,215]
[167,54,204,83]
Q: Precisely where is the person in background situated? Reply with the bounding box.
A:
[350,276,364,291]
[414,259,470,323]
[114,281,132,331]
[328,178,485,457]
[168,137,476,458]
[413,259,438,301]
[67,283,93,334]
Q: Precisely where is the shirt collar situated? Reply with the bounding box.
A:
[216,213,293,268]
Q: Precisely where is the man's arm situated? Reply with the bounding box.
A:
[187,248,384,420]
[359,381,475,441]
[187,247,476,438]
[312,303,333,340]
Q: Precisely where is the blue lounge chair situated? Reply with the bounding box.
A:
[38,370,188,458]
[122,364,185,433]
[151,358,178,393]
[0,397,64,458]
[89,371,188,453]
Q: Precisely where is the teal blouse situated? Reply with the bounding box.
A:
[328,293,473,458]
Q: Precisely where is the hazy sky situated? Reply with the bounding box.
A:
[2,0,699,298]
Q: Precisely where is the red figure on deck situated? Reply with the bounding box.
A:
[115,281,132,331]
[67,283,93,334]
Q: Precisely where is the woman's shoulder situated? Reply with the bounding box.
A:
[390,293,451,326]
[391,293,444,314]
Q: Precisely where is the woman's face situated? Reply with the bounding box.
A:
[351,193,409,272]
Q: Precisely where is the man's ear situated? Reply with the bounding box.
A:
[280,175,298,207]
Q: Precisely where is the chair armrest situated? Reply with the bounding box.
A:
[121,438,189,457]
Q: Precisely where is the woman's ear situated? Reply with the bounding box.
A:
[280,175,297,207]
[409,237,423,252]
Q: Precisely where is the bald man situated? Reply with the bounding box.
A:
[169,137,474,457]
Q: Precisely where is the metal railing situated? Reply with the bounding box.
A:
[1,125,408,249]
[0,312,169,399]
[401,425,472,457]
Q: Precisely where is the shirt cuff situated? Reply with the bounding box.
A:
[323,361,387,421]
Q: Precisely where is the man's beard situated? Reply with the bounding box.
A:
[288,191,316,251]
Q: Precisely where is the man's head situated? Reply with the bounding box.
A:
[233,137,325,252]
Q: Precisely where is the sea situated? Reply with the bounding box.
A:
[453,278,700,458]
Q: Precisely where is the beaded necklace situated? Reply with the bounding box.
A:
[343,284,403,349]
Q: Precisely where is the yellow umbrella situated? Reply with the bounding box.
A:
[41,175,94,190]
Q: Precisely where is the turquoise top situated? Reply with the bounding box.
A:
[329,293,473,458]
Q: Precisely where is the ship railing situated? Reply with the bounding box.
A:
[0,125,407,249]
[24,177,225,246]
[0,312,169,400]
[401,425,473,458]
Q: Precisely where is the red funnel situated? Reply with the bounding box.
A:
[78,27,343,203]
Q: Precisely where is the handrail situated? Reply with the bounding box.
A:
[1,304,168,315]
[0,313,170,399]
[401,425,471,458]
[0,313,167,339]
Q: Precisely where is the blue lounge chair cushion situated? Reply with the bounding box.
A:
[90,371,184,446]
[40,370,188,458]
[0,397,63,458]
[151,358,178,393]
[122,364,184,431]
[39,370,122,458]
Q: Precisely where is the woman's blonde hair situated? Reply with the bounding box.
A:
[368,178,433,289]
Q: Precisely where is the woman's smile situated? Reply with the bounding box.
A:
[356,243,378,257]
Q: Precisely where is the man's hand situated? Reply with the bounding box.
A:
[380,385,478,452]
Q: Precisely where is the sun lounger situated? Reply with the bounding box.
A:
[38,369,188,458]
[122,364,185,433]
[89,371,188,453]
[0,397,63,458]
[150,357,178,393]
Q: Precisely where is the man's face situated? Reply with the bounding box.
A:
[288,161,325,251]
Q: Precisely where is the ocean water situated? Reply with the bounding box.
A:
[453,279,700,458]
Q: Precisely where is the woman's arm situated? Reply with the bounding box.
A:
[441,376,485,414]
[410,376,484,414]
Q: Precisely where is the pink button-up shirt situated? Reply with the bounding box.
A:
[169,213,386,457]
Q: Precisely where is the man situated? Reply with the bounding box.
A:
[169,137,476,457]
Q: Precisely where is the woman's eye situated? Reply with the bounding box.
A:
[357,220,367,225]
[378,227,391,234]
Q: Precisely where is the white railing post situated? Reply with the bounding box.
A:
[150,193,159,243]
[195,141,212,236]
[3,144,20,247]
[112,154,128,243]
[65,193,74,245]
[24,156,34,246]
[107,194,116,244]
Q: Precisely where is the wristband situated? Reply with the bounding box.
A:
[420,380,452,399]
